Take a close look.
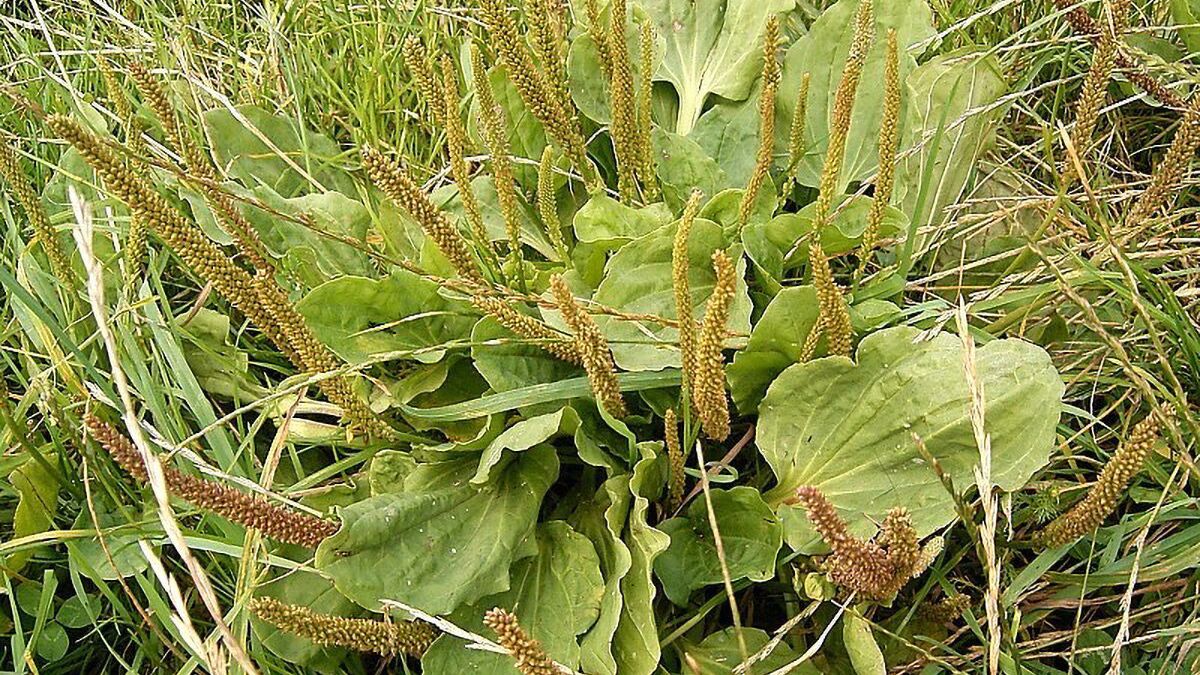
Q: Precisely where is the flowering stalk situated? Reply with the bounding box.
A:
[691,251,736,440]
[738,16,781,227]
[86,417,339,548]
[550,275,626,418]
[250,597,436,657]
[484,607,561,675]
[1037,414,1160,547]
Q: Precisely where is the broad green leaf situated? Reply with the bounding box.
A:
[1172,0,1200,55]
[396,370,681,421]
[368,450,417,495]
[6,458,59,573]
[421,521,604,673]
[654,486,782,605]
[35,621,69,662]
[316,447,558,613]
[683,627,816,674]
[179,308,262,403]
[894,51,1007,255]
[742,194,906,293]
[472,407,580,483]
[202,105,355,196]
[66,503,158,581]
[758,326,1063,551]
[641,0,793,133]
[612,443,671,675]
[652,128,734,210]
[251,570,358,671]
[434,176,559,260]
[699,184,777,230]
[843,609,887,675]
[779,0,935,190]
[573,476,635,675]
[471,317,584,393]
[726,286,819,413]
[296,268,477,364]
[572,193,673,247]
[182,184,373,281]
[589,220,752,371]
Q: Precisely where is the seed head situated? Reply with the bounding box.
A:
[673,191,703,391]
[484,607,561,675]
[856,29,900,282]
[1037,414,1160,547]
[550,275,626,418]
[810,242,852,357]
[442,57,494,270]
[738,16,781,227]
[403,36,444,122]
[605,0,640,203]
[691,250,736,440]
[664,408,685,511]
[360,145,482,283]
[637,21,660,200]
[472,295,581,364]
[472,47,525,282]
[85,416,340,548]
[813,0,874,226]
[0,140,74,286]
[250,597,436,657]
[538,147,568,261]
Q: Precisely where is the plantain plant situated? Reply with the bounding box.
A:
[24,0,1175,672]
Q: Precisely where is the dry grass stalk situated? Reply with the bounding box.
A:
[550,275,626,418]
[250,597,436,657]
[738,16,781,227]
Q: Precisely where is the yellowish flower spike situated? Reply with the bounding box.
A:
[1037,413,1160,547]
[673,190,704,393]
[86,417,340,548]
[360,145,482,283]
[856,28,900,282]
[484,607,560,675]
[664,408,685,511]
[0,140,73,286]
[550,275,626,418]
[250,598,436,657]
[472,47,525,285]
[738,15,781,227]
[691,250,736,441]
